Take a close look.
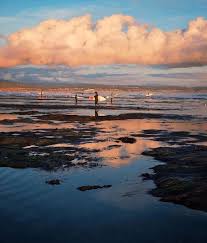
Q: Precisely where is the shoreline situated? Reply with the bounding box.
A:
[1,80,207,92]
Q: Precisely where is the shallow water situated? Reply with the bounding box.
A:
[0,88,207,243]
[0,157,207,243]
[0,88,207,118]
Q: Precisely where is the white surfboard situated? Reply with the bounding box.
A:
[145,93,153,97]
[89,95,106,102]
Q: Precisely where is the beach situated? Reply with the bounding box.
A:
[0,86,207,243]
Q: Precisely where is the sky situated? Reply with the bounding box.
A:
[1,0,207,34]
[0,0,207,87]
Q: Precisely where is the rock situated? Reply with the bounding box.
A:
[77,185,112,191]
[141,173,153,180]
[0,120,15,125]
[106,144,122,150]
[46,179,61,185]
[118,137,136,144]
[0,127,101,170]
[142,145,207,212]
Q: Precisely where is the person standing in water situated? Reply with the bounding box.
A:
[110,92,113,104]
[94,91,98,106]
[75,94,78,105]
[40,89,43,99]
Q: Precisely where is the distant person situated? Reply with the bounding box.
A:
[75,94,78,105]
[40,89,43,99]
[94,91,98,106]
[110,92,113,104]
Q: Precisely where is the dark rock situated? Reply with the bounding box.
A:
[139,129,207,145]
[46,179,61,185]
[118,137,136,144]
[106,144,122,150]
[0,119,15,125]
[141,173,153,180]
[13,110,40,115]
[142,145,207,212]
[0,127,101,170]
[77,185,112,191]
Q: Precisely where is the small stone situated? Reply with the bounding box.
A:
[46,179,61,185]
[141,173,153,180]
[77,185,112,191]
[118,137,136,144]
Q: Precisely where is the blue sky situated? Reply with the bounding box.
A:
[1,0,207,35]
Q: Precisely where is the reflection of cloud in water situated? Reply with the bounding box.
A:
[0,114,17,121]
[164,122,207,133]
[82,138,160,167]
[81,120,161,167]
[81,119,207,167]
[98,119,207,134]
[98,119,162,134]
[0,121,74,132]
[47,143,72,148]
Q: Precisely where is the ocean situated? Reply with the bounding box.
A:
[0,86,207,243]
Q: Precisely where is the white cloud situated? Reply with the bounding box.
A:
[1,15,207,68]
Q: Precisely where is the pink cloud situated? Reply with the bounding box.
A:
[0,14,207,67]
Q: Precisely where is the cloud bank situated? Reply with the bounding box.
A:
[0,14,207,68]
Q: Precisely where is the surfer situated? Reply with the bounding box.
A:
[94,91,98,106]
